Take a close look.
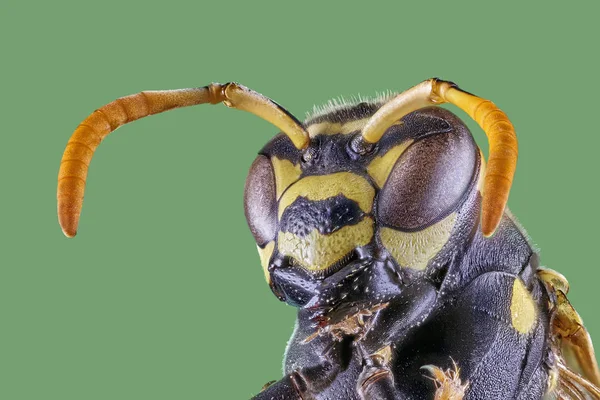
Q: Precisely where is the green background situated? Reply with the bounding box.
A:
[2,1,599,398]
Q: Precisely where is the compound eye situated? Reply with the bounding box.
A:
[244,155,278,246]
[378,132,477,230]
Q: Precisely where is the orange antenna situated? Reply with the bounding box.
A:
[57,83,309,237]
[361,79,518,237]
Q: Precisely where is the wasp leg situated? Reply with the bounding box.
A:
[558,299,600,387]
[251,362,341,400]
[252,342,343,400]
[251,374,306,400]
[557,362,600,399]
[543,271,600,387]
[356,343,406,399]
[356,349,469,400]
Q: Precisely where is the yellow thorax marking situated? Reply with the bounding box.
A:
[510,278,537,334]
[278,218,374,272]
[367,140,413,188]
[278,172,375,219]
[271,157,302,199]
[257,241,275,284]
[378,213,457,270]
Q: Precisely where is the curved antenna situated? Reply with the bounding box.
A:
[360,79,518,237]
[57,83,309,238]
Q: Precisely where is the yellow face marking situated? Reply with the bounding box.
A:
[378,213,457,270]
[271,157,302,199]
[257,241,275,283]
[510,278,537,334]
[278,217,374,272]
[278,172,375,219]
[367,140,413,188]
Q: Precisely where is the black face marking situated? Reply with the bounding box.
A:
[300,135,362,176]
[279,195,365,238]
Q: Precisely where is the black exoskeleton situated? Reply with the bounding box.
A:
[245,105,592,399]
[57,80,600,399]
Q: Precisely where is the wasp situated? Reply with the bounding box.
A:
[57,79,600,399]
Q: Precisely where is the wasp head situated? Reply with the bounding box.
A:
[244,96,485,308]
